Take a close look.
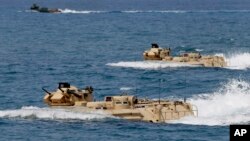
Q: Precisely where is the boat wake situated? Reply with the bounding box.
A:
[225,52,250,70]
[170,79,250,126]
[106,61,198,70]
[0,106,114,121]
[59,9,187,14]
[107,52,250,70]
[29,9,250,14]
[59,9,105,14]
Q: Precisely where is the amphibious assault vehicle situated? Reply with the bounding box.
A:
[30,4,61,13]
[143,44,227,67]
[43,83,198,123]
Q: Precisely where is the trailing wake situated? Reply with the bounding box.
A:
[107,52,250,70]
[171,79,250,126]
[107,61,197,70]
[0,106,113,121]
[39,9,250,14]
[60,9,105,14]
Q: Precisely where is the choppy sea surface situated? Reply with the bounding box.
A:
[1,0,250,140]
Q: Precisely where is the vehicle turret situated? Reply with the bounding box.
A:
[30,4,61,13]
[30,4,39,11]
[143,43,171,60]
[43,82,93,106]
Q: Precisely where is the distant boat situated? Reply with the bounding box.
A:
[30,3,61,13]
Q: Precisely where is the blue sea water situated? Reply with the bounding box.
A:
[1,0,250,140]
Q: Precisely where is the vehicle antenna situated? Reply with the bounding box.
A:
[158,79,161,104]
[135,86,137,96]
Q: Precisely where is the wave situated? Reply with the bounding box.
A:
[55,9,250,14]
[170,79,250,126]
[120,87,134,91]
[225,53,250,70]
[107,61,198,70]
[0,106,113,121]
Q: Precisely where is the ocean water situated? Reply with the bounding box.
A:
[1,0,250,140]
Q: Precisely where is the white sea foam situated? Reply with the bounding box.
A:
[107,61,198,70]
[120,87,133,90]
[170,79,250,126]
[59,9,250,14]
[195,49,203,52]
[0,106,113,121]
[60,9,105,14]
[123,10,186,13]
[225,52,250,70]
[59,9,187,14]
[214,53,225,57]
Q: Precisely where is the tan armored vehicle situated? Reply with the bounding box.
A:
[43,83,198,123]
[143,43,227,67]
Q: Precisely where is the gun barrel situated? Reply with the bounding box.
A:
[42,87,52,95]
